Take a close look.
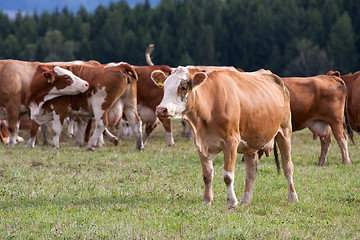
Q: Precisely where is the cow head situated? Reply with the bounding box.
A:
[151,66,207,119]
[43,66,89,101]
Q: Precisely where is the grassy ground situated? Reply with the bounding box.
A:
[0,119,359,239]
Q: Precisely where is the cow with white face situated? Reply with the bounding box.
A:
[151,66,298,207]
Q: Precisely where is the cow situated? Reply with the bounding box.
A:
[151,66,298,207]
[134,65,174,146]
[26,63,143,151]
[327,70,360,133]
[0,59,100,146]
[282,75,353,166]
[145,44,239,145]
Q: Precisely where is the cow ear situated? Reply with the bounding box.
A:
[190,72,207,89]
[327,70,341,77]
[151,70,168,88]
[42,71,55,83]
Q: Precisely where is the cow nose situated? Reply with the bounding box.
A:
[84,82,89,89]
[156,107,168,118]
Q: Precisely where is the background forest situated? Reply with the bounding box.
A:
[0,0,359,77]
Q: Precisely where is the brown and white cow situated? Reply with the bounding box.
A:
[134,65,174,145]
[327,70,360,133]
[151,66,298,207]
[282,75,353,166]
[0,59,99,146]
[26,63,143,151]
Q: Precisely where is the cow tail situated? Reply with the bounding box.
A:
[273,141,281,175]
[145,44,155,66]
[344,98,355,145]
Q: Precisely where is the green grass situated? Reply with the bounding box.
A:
[1,119,360,239]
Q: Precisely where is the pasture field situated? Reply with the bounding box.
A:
[1,119,360,239]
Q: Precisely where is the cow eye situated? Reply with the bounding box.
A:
[180,86,187,91]
[64,76,72,83]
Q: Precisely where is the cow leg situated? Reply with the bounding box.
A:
[198,151,216,205]
[181,119,193,140]
[318,129,332,166]
[5,103,20,146]
[41,123,49,145]
[103,128,119,145]
[275,131,298,202]
[51,114,64,149]
[223,141,239,208]
[240,153,257,204]
[74,120,88,146]
[143,122,157,145]
[86,118,106,151]
[308,121,332,166]
[123,107,144,150]
[27,120,40,148]
[330,123,351,166]
[67,118,75,137]
[159,118,174,146]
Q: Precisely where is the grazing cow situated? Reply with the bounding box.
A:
[282,75,353,166]
[327,71,360,133]
[151,66,298,207]
[26,63,143,151]
[0,59,100,146]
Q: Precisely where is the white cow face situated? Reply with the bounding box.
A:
[151,66,207,119]
[44,66,89,102]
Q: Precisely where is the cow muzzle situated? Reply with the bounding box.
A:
[156,107,170,118]
[84,82,89,91]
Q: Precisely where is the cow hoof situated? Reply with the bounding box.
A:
[111,138,119,146]
[51,144,59,150]
[202,198,212,205]
[240,192,252,204]
[288,192,298,203]
[227,198,238,209]
[86,147,94,151]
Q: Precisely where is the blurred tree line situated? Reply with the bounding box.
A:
[0,0,359,76]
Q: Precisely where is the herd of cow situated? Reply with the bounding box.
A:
[1,44,359,208]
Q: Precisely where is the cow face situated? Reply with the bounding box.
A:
[43,66,89,101]
[151,66,207,119]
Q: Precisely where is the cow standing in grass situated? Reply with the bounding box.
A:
[152,66,298,207]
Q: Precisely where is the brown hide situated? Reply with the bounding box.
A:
[154,67,297,206]
[329,71,360,132]
[29,64,131,150]
[283,75,351,166]
[0,59,100,145]
[135,65,173,144]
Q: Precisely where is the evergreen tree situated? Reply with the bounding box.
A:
[327,12,357,73]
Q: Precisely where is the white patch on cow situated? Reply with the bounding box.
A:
[222,169,238,208]
[43,66,89,102]
[19,104,28,114]
[86,87,107,149]
[51,113,63,149]
[29,102,53,125]
[237,140,248,153]
[27,137,36,148]
[165,131,174,146]
[104,62,128,68]
[157,66,189,118]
